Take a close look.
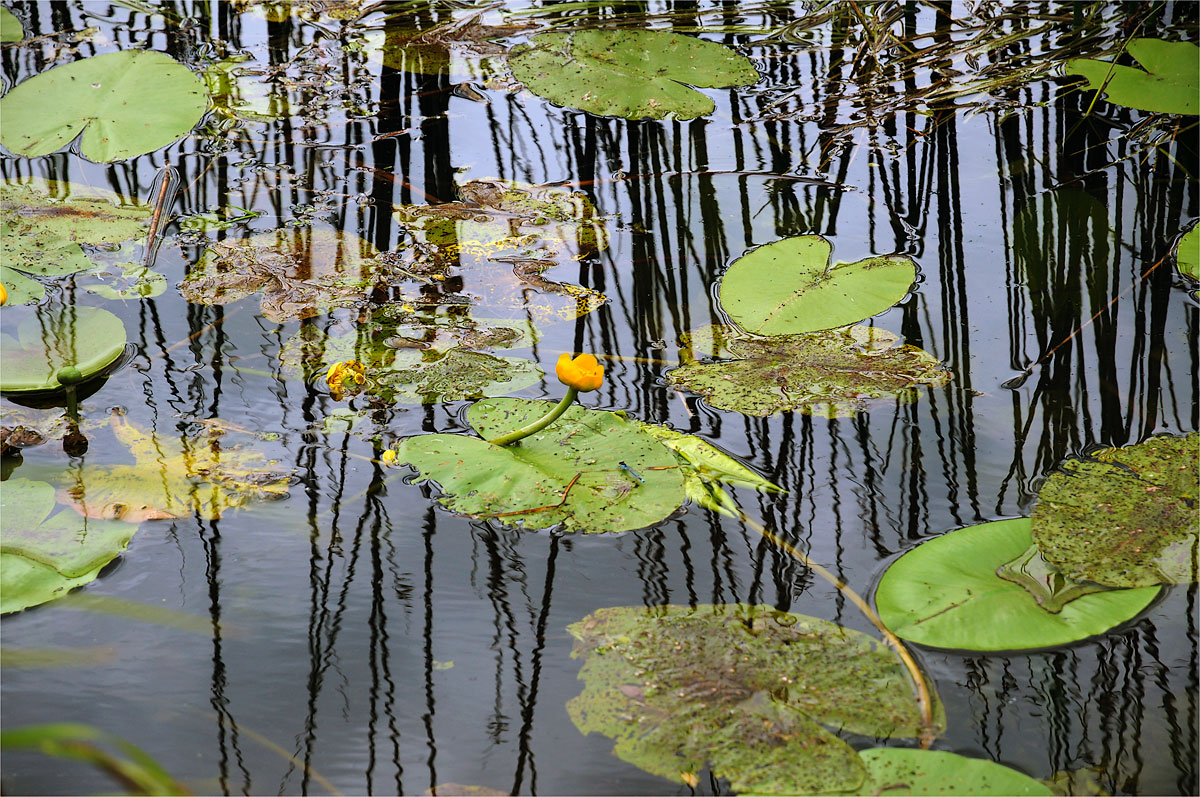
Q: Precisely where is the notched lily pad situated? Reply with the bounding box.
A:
[875,519,1161,651]
[1,478,138,614]
[668,325,950,417]
[566,604,941,795]
[56,411,293,522]
[0,267,45,305]
[1,179,151,278]
[0,306,128,393]
[392,179,609,323]
[856,748,1052,796]
[720,235,917,335]
[1065,39,1199,115]
[393,398,685,533]
[1031,433,1198,588]
[509,29,758,120]
[181,227,385,323]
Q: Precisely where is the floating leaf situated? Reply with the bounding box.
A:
[181,227,385,323]
[80,264,168,301]
[875,519,1161,651]
[856,748,1052,796]
[0,478,138,614]
[0,306,127,393]
[1,7,22,42]
[1065,39,1199,115]
[668,325,949,417]
[1176,224,1198,282]
[509,30,758,120]
[0,266,45,305]
[392,179,608,324]
[567,604,942,795]
[1,179,151,278]
[1032,434,1198,588]
[719,235,917,335]
[638,423,783,516]
[995,543,1115,612]
[394,399,685,533]
[0,50,208,162]
[54,411,293,522]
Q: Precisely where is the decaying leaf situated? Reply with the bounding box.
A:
[566,604,942,795]
[668,325,950,417]
[181,227,386,323]
[55,411,293,522]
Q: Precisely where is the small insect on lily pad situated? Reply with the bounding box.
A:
[509,29,758,120]
[855,748,1052,796]
[1032,433,1198,588]
[0,50,208,162]
[668,324,949,417]
[875,519,1161,651]
[719,235,917,335]
[393,399,685,533]
[1065,38,1199,115]
[566,604,942,795]
[1,478,139,614]
[0,306,128,393]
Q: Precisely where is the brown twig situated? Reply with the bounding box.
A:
[488,472,583,517]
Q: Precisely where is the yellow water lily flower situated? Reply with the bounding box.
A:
[555,352,604,392]
[326,360,366,398]
[381,449,397,465]
[0,283,7,305]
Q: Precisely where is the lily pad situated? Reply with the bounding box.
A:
[566,604,942,794]
[0,267,45,305]
[1,479,138,614]
[392,179,608,324]
[181,227,385,323]
[0,306,127,393]
[55,411,293,522]
[1065,39,1198,115]
[509,29,758,120]
[0,50,208,162]
[1,7,22,42]
[393,399,685,533]
[1031,434,1198,588]
[638,424,783,516]
[875,519,1161,651]
[1,179,151,278]
[856,748,1052,796]
[1176,224,1198,282]
[719,235,917,335]
[667,325,950,417]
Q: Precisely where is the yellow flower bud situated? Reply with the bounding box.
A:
[555,352,604,392]
[381,449,397,465]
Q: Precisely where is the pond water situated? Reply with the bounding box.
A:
[1,1,1196,795]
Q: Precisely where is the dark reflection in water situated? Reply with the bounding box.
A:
[0,1,1196,795]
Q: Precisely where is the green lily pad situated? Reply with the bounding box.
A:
[566,604,942,794]
[856,748,1052,796]
[1,267,45,305]
[0,50,208,162]
[667,324,950,417]
[1,7,23,42]
[509,29,758,120]
[80,264,168,301]
[1065,39,1198,115]
[393,399,685,533]
[638,423,783,516]
[1,179,151,278]
[181,227,385,323]
[1176,224,1198,282]
[719,235,917,335]
[0,306,127,393]
[1032,433,1198,588]
[1,479,138,614]
[54,411,293,523]
[875,519,1161,651]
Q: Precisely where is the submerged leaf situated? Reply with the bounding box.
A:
[875,519,1160,651]
[509,29,758,120]
[0,306,127,393]
[0,478,138,614]
[55,412,293,522]
[394,399,685,533]
[1065,39,1199,115]
[1031,433,1198,588]
[720,235,917,335]
[566,604,941,795]
[856,748,1052,796]
[668,325,949,417]
[181,227,385,323]
[0,50,208,161]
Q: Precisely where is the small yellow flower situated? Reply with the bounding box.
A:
[381,449,397,465]
[326,360,367,398]
[0,283,7,305]
[555,352,604,392]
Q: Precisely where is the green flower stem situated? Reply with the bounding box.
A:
[487,387,578,446]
